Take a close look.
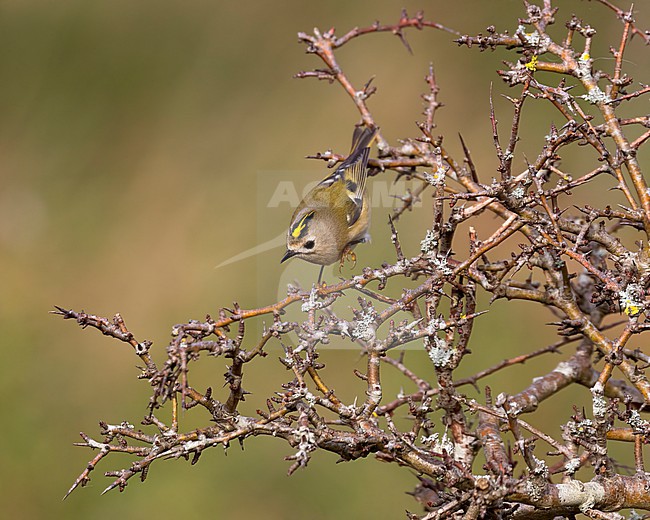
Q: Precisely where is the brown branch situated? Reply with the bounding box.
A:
[56,3,650,518]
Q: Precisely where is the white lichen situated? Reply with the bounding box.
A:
[564,457,581,474]
[619,283,644,317]
[352,309,376,341]
[524,456,550,501]
[511,184,526,199]
[293,384,319,406]
[506,400,523,417]
[431,254,454,276]
[629,410,650,434]
[578,496,597,514]
[234,415,255,429]
[292,424,316,466]
[568,418,594,436]
[514,25,551,50]
[580,86,611,105]
[301,286,324,312]
[283,352,295,367]
[428,335,453,368]
[531,455,549,478]
[424,167,446,187]
[425,316,446,334]
[420,229,438,254]
[591,391,607,419]
[555,360,578,379]
[422,432,455,455]
[575,55,592,79]
[522,30,540,46]
[105,421,134,433]
[183,433,207,453]
[87,438,107,450]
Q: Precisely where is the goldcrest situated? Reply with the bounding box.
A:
[281,126,377,269]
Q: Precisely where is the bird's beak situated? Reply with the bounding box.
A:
[281,249,298,263]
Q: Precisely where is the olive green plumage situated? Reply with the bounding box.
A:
[281,126,377,267]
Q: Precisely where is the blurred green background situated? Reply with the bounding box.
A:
[1,1,648,518]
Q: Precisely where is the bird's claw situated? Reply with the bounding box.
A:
[338,247,357,273]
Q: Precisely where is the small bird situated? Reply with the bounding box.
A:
[281,125,377,281]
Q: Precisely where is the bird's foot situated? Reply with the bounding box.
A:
[338,247,357,273]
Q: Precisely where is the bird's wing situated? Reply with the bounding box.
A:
[317,126,377,226]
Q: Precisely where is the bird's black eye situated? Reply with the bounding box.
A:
[304,240,315,250]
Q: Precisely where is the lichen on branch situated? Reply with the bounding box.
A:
[56,2,650,518]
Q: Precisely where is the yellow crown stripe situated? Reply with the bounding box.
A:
[291,211,315,238]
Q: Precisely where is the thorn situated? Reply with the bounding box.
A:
[395,30,413,55]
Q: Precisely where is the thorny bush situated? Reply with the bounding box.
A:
[56,1,650,518]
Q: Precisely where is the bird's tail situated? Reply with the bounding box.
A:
[349,125,378,154]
